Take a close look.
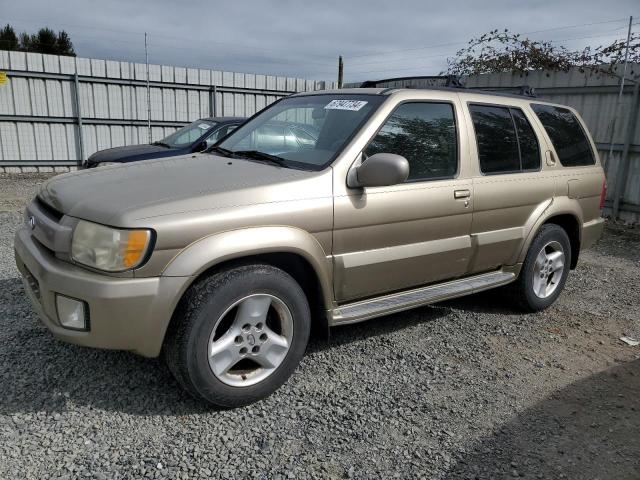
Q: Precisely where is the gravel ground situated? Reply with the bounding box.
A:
[1,173,639,479]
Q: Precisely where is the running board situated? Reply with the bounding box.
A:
[329,271,516,326]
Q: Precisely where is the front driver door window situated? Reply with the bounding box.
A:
[364,102,458,181]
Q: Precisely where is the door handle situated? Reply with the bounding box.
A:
[454,189,471,199]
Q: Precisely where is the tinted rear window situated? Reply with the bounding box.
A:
[530,104,595,167]
[512,109,540,171]
[469,105,520,174]
[469,104,540,174]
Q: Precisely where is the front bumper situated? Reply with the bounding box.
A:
[14,226,190,357]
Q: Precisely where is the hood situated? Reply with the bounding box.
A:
[87,144,182,164]
[38,153,328,226]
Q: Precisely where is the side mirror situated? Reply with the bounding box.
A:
[347,153,410,188]
[194,141,208,152]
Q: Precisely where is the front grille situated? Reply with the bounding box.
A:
[35,197,63,222]
[26,198,73,255]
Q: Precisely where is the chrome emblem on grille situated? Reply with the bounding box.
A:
[28,216,36,230]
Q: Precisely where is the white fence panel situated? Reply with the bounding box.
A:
[0,50,329,168]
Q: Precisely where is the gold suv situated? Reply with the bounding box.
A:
[15,87,605,407]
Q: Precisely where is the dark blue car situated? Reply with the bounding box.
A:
[83,117,245,168]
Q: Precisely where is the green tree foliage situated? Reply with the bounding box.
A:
[55,31,75,56]
[0,24,76,56]
[30,28,58,55]
[444,29,640,76]
[0,24,19,51]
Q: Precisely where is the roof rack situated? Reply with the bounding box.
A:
[360,75,464,89]
[358,75,537,98]
[467,85,537,98]
[518,85,537,97]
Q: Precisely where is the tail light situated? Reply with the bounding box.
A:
[599,180,607,210]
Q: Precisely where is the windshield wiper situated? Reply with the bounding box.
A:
[232,150,290,168]
[207,146,235,157]
[152,141,172,148]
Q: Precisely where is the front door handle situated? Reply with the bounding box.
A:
[454,189,471,199]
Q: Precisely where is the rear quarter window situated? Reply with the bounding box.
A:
[530,104,595,167]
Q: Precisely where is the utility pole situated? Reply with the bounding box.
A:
[337,56,344,89]
[605,17,632,177]
[145,32,151,143]
[611,15,634,218]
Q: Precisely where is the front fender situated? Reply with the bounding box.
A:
[161,226,334,307]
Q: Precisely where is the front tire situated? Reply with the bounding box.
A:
[512,224,571,312]
[164,264,311,408]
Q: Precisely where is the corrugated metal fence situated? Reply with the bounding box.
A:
[0,50,336,168]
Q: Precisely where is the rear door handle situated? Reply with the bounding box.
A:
[454,189,471,199]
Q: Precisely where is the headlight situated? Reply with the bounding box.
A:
[71,220,153,272]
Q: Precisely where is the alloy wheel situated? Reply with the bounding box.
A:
[207,294,293,387]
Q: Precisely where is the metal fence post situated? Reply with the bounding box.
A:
[73,73,85,167]
[209,85,217,117]
[145,32,152,143]
[604,16,633,175]
[612,79,640,218]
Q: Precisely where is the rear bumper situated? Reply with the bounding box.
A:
[581,217,605,250]
[14,226,190,357]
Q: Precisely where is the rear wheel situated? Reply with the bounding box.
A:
[164,264,310,408]
[511,224,571,311]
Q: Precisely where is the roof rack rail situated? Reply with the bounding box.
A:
[517,85,537,97]
[359,75,465,89]
[358,76,538,99]
[467,84,537,98]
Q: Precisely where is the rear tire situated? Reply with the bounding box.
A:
[511,224,571,312]
[163,264,311,408]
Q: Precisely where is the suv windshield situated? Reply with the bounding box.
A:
[156,120,217,148]
[217,94,385,170]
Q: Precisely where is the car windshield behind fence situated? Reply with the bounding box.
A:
[159,120,217,148]
[218,95,385,170]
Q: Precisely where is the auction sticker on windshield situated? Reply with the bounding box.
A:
[324,99,368,111]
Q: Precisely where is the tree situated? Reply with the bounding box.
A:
[0,24,19,51]
[0,24,76,56]
[444,29,640,76]
[55,30,75,56]
[28,28,58,55]
[18,32,31,51]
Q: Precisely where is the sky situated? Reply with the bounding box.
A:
[1,0,639,82]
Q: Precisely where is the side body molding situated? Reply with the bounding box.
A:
[161,226,334,307]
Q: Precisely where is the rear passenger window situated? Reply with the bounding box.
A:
[364,102,457,182]
[469,104,541,174]
[531,104,595,167]
[512,109,540,171]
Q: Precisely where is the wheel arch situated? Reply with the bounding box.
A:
[161,226,333,341]
[517,201,583,269]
